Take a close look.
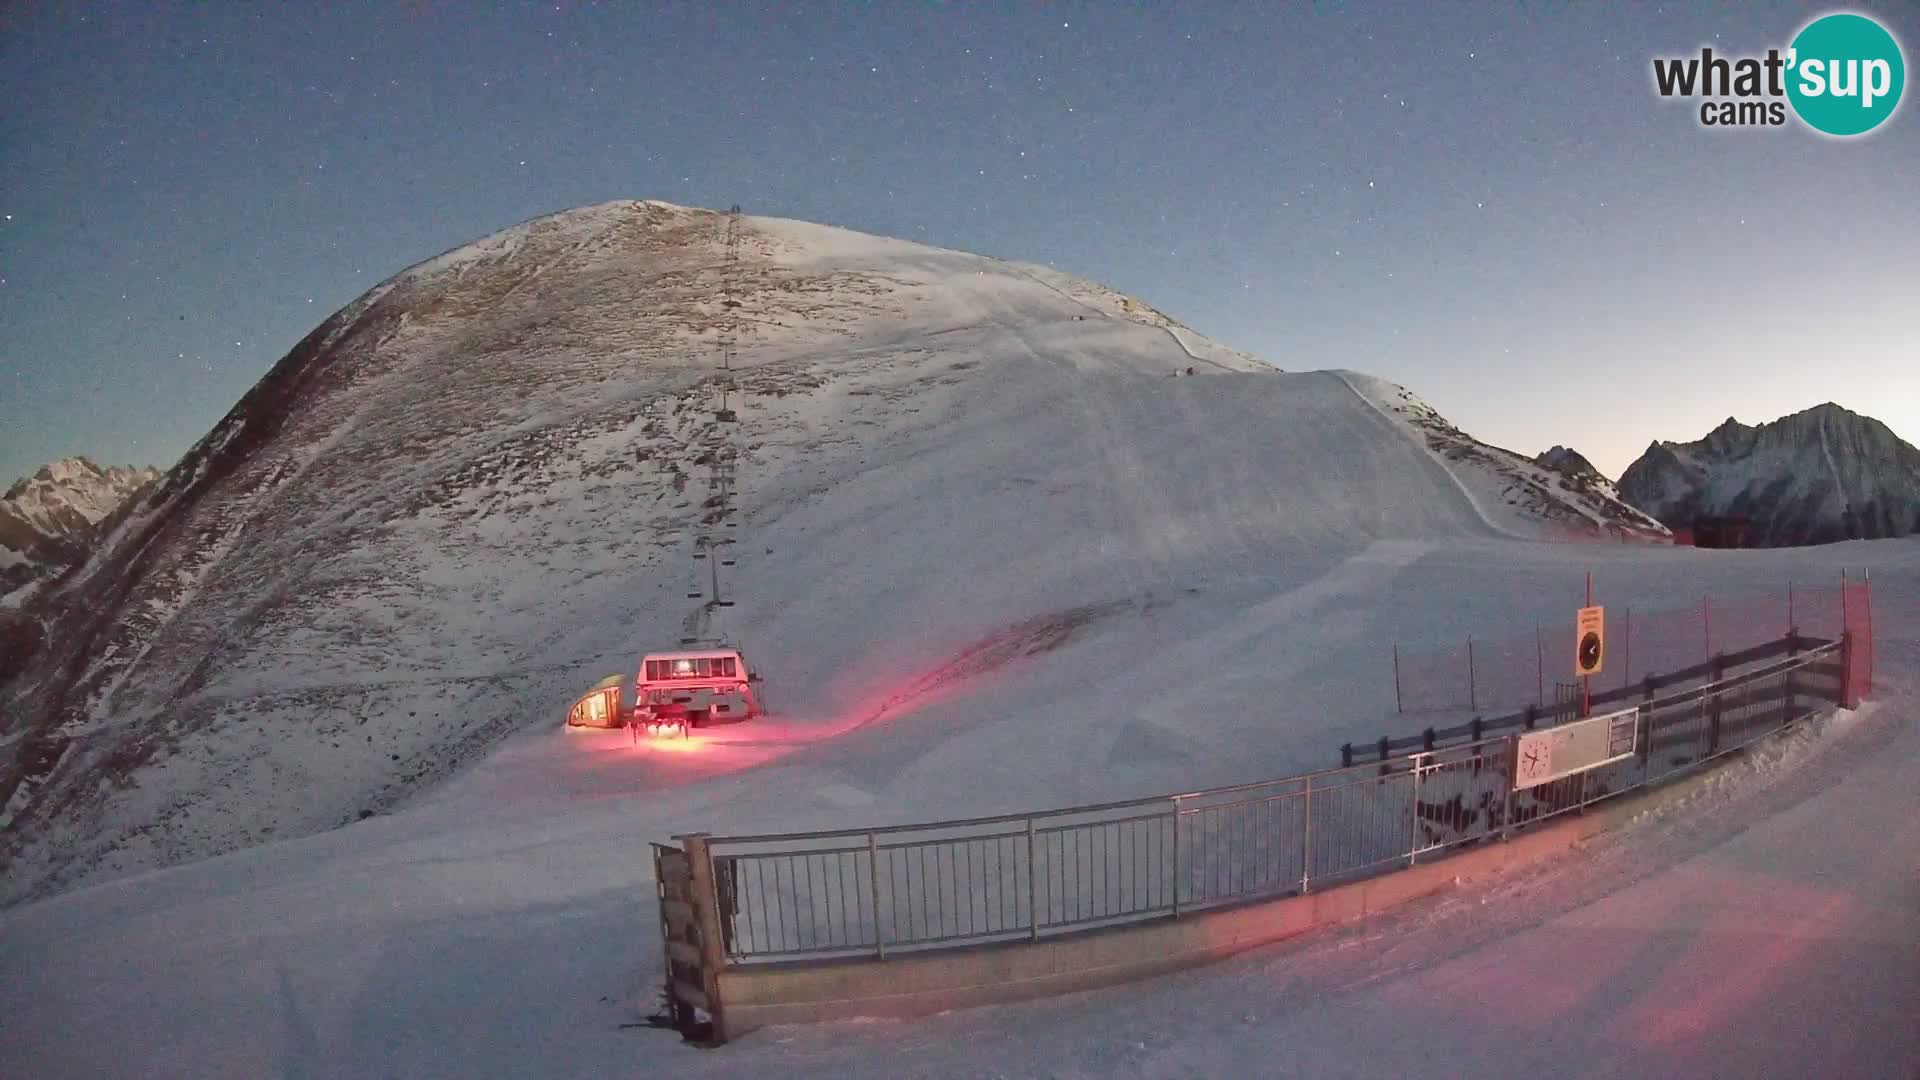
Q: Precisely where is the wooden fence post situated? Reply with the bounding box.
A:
[1392,642,1403,714]
[1864,570,1875,694]
[1783,634,1799,727]
[680,833,730,1043]
[1707,655,1725,755]
[1839,630,1857,708]
[1467,636,1477,712]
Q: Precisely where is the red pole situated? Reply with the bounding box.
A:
[1788,580,1795,635]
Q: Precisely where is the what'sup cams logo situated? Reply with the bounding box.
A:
[1653,11,1906,136]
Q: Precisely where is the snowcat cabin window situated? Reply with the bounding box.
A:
[719,657,737,678]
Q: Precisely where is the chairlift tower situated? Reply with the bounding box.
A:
[714,205,743,423]
[679,205,749,644]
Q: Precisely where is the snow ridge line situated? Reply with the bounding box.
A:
[1160,324,1238,373]
[1005,264,1240,373]
[1327,370,1524,540]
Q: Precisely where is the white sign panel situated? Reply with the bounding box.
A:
[1512,708,1639,791]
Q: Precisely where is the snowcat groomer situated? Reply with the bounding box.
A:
[632,648,762,737]
[563,647,764,738]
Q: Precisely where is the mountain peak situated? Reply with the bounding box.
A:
[1617,401,1920,546]
[1793,401,1857,424]
[1,457,162,595]
[1534,445,1604,481]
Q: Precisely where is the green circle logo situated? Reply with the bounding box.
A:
[1787,13,1906,136]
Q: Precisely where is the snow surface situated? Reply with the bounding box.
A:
[6,202,1907,1075]
[3,201,1657,903]
[2,538,1913,1078]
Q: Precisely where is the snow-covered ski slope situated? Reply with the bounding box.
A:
[0,200,1908,1074]
[3,201,1653,903]
[2,540,1912,1078]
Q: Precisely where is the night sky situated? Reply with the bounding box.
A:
[3,3,1916,484]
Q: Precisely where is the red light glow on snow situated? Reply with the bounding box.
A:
[1621,879,1857,1047]
[827,653,1022,738]
[637,732,710,754]
[563,633,1035,784]
[1365,859,1866,1044]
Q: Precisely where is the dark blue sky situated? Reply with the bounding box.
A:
[3,3,1916,483]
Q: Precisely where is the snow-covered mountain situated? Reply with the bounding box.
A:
[1346,390,1667,541]
[0,457,161,597]
[1532,445,1650,520]
[1,200,1659,903]
[1536,445,1601,482]
[1617,405,1920,546]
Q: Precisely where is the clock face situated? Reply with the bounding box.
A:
[1578,631,1602,672]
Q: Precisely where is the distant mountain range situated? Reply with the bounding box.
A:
[1617,404,1920,546]
[1,457,160,597]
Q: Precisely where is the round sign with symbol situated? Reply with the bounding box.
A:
[1578,632,1603,674]
[1574,605,1605,677]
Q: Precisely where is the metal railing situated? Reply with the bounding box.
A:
[690,637,1847,964]
[1352,631,1834,763]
